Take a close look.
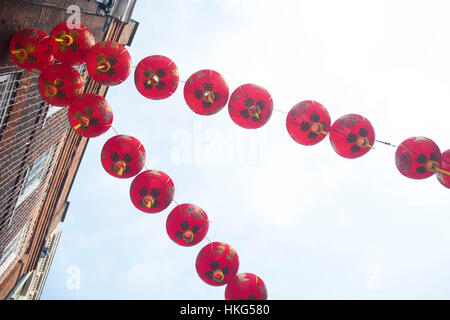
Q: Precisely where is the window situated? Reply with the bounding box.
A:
[0,222,30,276]
[88,0,116,14]
[73,63,86,75]
[40,247,49,259]
[0,73,18,136]
[15,145,56,209]
[45,105,62,119]
[41,104,63,128]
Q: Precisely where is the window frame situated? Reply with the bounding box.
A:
[0,222,30,276]
[0,73,19,137]
[14,145,56,210]
[41,104,64,128]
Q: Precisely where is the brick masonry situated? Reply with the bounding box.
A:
[0,0,138,298]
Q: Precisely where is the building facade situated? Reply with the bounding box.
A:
[0,0,138,299]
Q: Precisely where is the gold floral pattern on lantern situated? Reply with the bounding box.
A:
[97,101,113,123]
[84,30,95,48]
[73,107,98,131]
[95,53,118,77]
[56,30,80,53]
[12,42,37,65]
[42,78,65,100]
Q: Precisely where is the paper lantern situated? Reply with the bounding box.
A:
[9,28,55,71]
[286,100,331,146]
[68,94,113,138]
[225,273,268,300]
[86,41,131,86]
[50,22,95,66]
[196,241,239,286]
[134,55,179,100]
[166,204,209,246]
[436,150,450,188]
[101,135,146,179]
[184,69,229,115]
[130,170,175,213]
[228,84,273,129]
[329,114,375,158]
[38,64,84,106]
[395,137,441,179]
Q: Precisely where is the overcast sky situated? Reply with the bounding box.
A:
[42,0,450,299]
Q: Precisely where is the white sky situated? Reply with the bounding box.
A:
[42,0,450,299]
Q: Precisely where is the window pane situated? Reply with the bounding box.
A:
[24,150,49,189]
[0,74,16,131]
[15,146,56,209]
[0,232,21,265]
[0,222,30,275]
[45,105,62,119]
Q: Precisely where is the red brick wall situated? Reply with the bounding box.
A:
[0,0,112,299]
[0,0,138,298]
[0,0,109,247]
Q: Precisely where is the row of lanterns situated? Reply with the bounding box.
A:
[9,24,267,300]
[100,135,266,298]
[11,24,450,188]
[8,21,450,298]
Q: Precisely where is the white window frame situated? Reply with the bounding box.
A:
[73,63,86,75]
[0,73,17,132]
[0,222,30,277]
[42,105,64,128]
[15,145,56,209]
[46,105,63,119]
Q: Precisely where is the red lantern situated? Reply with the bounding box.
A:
[68,94,113,138]
[183,69,229,115]
[225,273,268,300]
[196,241,239,286]
[329,114,375,159]
[101,135,146,179]
[436,150,450,188]
[134,55,179,100]
[228,84,273,129]
[130,170,175,213]
[50,22,95,66]
[38,64,84,106]
[395,137,441,180]
[166,204,209,246]
[9,28,55,72]
[286,100,331,146]
[86,41,131,86]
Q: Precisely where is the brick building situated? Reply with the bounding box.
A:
[0,0,138,299]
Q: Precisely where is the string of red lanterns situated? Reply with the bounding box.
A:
[8,24,450,300]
